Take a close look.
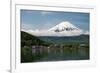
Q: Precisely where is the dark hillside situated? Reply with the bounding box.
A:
[21,31,51,47]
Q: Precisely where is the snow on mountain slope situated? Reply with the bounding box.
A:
[47,21,83,36]
[49,21,82,32]
[22,21,85,36]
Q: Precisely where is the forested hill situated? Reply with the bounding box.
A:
[21,31,51,47]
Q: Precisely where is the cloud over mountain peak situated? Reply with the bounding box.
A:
[22,21,88,36]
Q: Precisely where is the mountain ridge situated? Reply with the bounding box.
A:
[22,21,89,36]
[49,21,80,31]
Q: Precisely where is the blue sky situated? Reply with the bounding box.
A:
[21,10,89,31]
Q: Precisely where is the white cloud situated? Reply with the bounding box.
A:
[21,23,38,30]
[22,29,83,36]
[41,11,52,16]
[21,21,88,36]
[84,31,89,35]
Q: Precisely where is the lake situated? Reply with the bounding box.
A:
[32,35,89,62]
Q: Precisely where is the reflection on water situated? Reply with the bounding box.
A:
[32,44,89,62]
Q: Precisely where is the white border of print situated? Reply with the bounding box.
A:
[11,3,96,73]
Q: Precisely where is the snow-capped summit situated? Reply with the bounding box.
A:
[23,21,85,36]
[49,21,78,31]
[48,21,81,32]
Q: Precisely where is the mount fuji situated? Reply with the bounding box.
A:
[48,21,83,36]
[49,21,79,31]
[22,21,87,36]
